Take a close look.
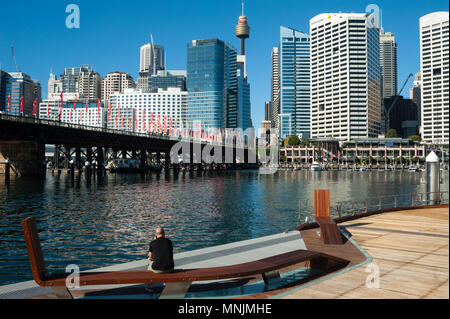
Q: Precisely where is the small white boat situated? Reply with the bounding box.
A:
[408,165,418,172]
[310,161,322,171]
[106,158,141,173]
[360,165,367,171]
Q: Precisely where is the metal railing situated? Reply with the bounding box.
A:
[0,113,231,147]
[298,191,449,223]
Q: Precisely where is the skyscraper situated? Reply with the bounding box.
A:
[410,72,422,132]
[310,13,382,140]
[1,72,40,115]
[380,29,398,99]
[278,26,310,139]
[187,39,237,129]
[140,43,165,76]
[270,47,280,128]
[420,12,449,145]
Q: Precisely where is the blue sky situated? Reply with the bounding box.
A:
[0,0,448,127]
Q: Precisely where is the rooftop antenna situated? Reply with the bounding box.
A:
[11,45,19,72]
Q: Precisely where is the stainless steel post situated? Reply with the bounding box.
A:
[426,151,440,204]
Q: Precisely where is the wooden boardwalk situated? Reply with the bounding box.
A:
[281,207,449,299]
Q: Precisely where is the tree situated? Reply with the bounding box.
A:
[385,129,398,138]
[409,135,422,142]
[283,135,300,146]
[301,138,310,146]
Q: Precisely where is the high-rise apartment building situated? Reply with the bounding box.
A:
[278,26,310,139]
[60,65,92,93]
[78,70,102,100]
[380,29,398,98]
[58,65,101,100]
[187,39,237,129]
[270,47,280,128]
[310,13,382,140]
[420,12,449,145]
[102,72,136,100]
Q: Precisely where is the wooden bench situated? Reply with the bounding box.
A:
[22,216,348,299]
[314,190,344,245]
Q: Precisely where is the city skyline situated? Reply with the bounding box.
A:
[0,0,448,130]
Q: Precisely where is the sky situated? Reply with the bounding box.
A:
[0,0,448,128]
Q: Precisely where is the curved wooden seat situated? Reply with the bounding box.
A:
[22,216,348,298]
[314,190,344,245]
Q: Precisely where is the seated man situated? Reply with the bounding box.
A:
[145,227,175,292]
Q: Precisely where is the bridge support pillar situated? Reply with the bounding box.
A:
[140,150,147,168]
[97,146,104,177]
[165,152,170,171]
[132,150,137,159]
[53,145,60,170]
[75,148,81,172]
[122,150,127,159]
[156,152,161,165]
[0,140,45,177]
[64,146,71,169]
[86,148,92,178]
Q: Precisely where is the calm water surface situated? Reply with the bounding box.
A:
[0,169,448,285]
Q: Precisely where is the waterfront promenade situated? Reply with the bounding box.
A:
[0,205,447,299]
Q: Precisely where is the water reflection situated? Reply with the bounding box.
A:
[0,169,448,285]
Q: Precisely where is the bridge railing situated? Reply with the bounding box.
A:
[0,113,231,147]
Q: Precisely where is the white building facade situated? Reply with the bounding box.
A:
[310,13,382,140]
[39,93,106,128]
[107,87,187,134]
[420,12,449,145]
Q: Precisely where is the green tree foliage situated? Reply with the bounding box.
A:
[385,129,398,138]
[408,135,422,142]
[283,135,300,146]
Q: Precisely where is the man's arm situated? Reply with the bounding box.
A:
[148,242,153,261]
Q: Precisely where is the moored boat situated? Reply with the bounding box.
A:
[310,161,322,171]
[106,158,143,173]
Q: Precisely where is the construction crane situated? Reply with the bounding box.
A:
[150,33,157,76]
[384,72,414,132]
[11,45,19,72]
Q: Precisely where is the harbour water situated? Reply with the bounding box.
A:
[0,169,448,285]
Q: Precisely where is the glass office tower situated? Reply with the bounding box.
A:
[278,26,310,139]
[0,71,37,115]
[187,39,237,129]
